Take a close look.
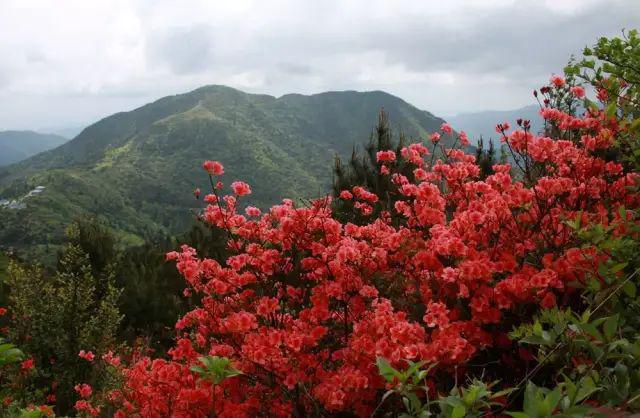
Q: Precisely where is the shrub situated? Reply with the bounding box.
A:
[114,63,640,416]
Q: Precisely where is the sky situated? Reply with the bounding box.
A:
[0,0,638,132]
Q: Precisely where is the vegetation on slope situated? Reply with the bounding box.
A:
[0,87,452,263]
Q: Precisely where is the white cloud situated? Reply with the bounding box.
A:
[0,0,637,130]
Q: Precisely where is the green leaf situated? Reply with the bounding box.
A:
[575,376,599,403]
[603,314,619,341]
[523,382,541,417]
[629,117,640,133]
[491,387,516,399]
[543,387,562,412]
[376,357,402,383]
[404,360,427,380]
[579,323,603,342]
[191,356,243,384]
[406,392,423,412]
[533,321,543,335]
[451,404,466,418]
[190,365,206,375]
[520,335,549,346]
[605,101,617,118]
[506,412,531,418]
[622,281,636,298]
[564,375,577,402]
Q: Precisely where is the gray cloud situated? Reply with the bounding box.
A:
[276,62,313,75]
[146,25,216,74]
[0,0,637,130]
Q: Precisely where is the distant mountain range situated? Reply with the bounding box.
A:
[44,125,86,140]
[446,105,544,147]
[0,85,456,261]
[0,130,69,166]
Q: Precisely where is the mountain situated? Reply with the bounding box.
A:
[0,85,453,261]
[446,105,544,146]
[46,125,86,139]
[0,130,69,166]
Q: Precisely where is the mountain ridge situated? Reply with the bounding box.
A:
[446,104,544,146]
[0,130,68,167]
[0,85,453,262]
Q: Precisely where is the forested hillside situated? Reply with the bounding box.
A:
[0,86,454,261]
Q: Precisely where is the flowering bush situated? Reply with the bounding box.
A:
[112,71,639,417]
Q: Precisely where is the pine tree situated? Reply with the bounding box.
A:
[332,108,412,224]
[6,223,122,414]
[475,137,497,179]
[115,222,228,351]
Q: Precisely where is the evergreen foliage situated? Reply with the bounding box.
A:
[5,230,121,414]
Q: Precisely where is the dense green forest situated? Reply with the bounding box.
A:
[0,87,458,264]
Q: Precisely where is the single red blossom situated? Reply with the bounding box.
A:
[550,75,566,87]
[495,122,510,133]
[540,292,557,309]
[203,160,224,176]
[21,358,35,371]
[245,206,261,217]
[570,85,586,98]
[440,122,453,135]
[597,88,608,102]
[231,181,252,196]
[376,150,396,162]
[74,383,93,399]
[339,190,353,200]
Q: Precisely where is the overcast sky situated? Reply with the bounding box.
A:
[0,0,638,132]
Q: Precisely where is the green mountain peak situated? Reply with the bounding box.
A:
[0,85,450,262]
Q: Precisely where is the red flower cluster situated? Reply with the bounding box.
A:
[78,350,95,362]
[20,358,34,371]
[115,81,639,417]
[75,399,100,417]
[74,383,93,399]
[376,150,397,162]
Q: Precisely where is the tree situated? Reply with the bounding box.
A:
[475,136,497,179]
[115,222,229,351]
[332,108,409,224]
[564,28,640,170]
[6,223,122,415]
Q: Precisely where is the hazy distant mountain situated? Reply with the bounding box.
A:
[446,105,544,147]
[0,85,455,260]
[45,125,86,139]
[0,130,68,166]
